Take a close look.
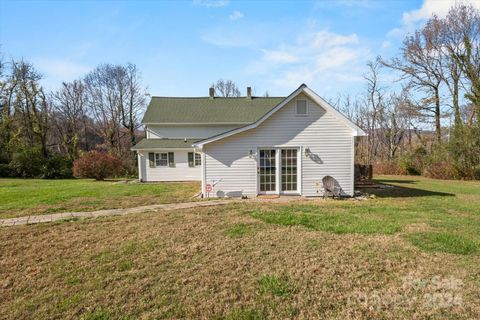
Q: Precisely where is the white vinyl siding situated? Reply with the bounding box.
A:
[138,149,201,181]
[203,93,354,197]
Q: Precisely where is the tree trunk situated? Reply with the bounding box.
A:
[434,87,442,143]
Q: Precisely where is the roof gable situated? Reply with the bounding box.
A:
[193,84,366,148]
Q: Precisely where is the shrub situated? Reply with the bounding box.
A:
[398,156,420,175]
[73,151,123,181]
[448,125,480,179]
[41,155,73,179]
[0,163,13,177]
[9,147,45,178]
[373,161,405,175]
[423,161,459,180]
[397,148,427,176]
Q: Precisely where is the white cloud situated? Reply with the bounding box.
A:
[381,40,391,49]
[229,10,244,21]
[403,0,457,24]
[306,31,359,48]
[388,0,480,39]
[262,49,299,64]
[33,58,91,89]
[249,30,370,89]
[193,0,229,8]
[314,0,378,9]
[201,27,254,47]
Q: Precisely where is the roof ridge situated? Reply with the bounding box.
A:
[153,138,201,140]
[150,96,285,99]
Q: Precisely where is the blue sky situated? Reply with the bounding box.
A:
[0,0,473,99]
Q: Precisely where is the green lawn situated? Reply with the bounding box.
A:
[1,176,479,319]
[0,179,200,219]
[249,175,480,255]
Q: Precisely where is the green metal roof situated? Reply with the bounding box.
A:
[141,96,286,124]
[131,138,200,150]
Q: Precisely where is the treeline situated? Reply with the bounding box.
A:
[1,4,478,181]
[0,60,146,178]
[337,4,480,179]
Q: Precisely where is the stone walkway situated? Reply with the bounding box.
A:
[0,200,237,227]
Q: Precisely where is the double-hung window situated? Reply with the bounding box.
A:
[195,153,201,166]
[188,152,202,167]
[149,152,174,168]
[155,153,168,167]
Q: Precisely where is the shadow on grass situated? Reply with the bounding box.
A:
[359,183,455,198]
[375,179,418,184]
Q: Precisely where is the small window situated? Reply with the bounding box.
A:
[195,153,202,166]
[155,153,168,166]
[296,100,307,115]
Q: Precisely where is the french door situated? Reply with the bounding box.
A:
[258,148,299,194]
[258,149,276,193]
[281,149,298,192]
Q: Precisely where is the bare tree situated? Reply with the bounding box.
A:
[212,79,241,97]
[118,63,145,145]
[84,64,123,154]
[381,26,445,143]
[363,60,385,163]
[421,15,465,128]
[51,80,86,160]
[84,63,146,156]
[378,91,410,160]
[441,4,480,124]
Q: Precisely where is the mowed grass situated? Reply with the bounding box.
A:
[0,179,200,219]
[1,176,480,319]
[248,175,480,256]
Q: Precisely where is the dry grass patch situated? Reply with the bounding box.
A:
[1,202,479,319]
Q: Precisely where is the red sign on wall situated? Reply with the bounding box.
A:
[206,184,212,192]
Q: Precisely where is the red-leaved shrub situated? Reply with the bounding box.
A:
[373,161,406,175]
[423,161,459,180]
[73,151,123,181]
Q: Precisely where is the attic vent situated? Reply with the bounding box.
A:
[296,100,307,115]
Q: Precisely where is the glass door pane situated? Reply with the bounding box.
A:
[281,149,297,191]
[259,149,276,192]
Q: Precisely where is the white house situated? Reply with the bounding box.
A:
[132,84,366,198]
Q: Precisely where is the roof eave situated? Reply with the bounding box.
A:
[142,122,251,126]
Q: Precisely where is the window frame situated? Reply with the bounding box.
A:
[194,153,202,166]
[188,152,202,167]
[296,99,308,116]
[155,152,168,167]
[188,152,195,167]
